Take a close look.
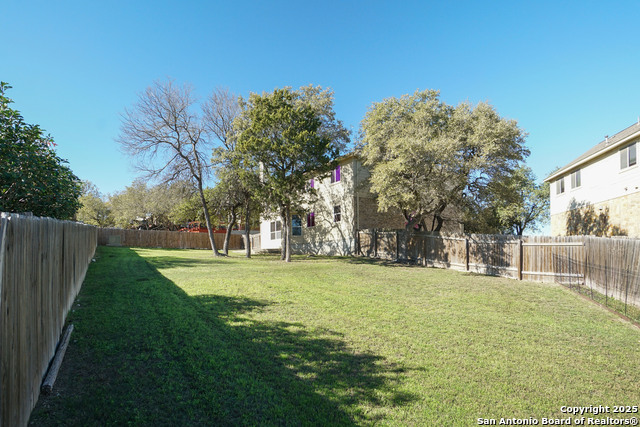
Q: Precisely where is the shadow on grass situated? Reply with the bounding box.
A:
[30,247,413,426]
[346,256,425,268]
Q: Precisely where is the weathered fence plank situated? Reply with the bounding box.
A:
[0,213,97,427]
[97,228,243,251]
[358,229,640,312]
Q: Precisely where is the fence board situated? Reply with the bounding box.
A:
[97,228,243,251]
[0,213,97,427]
[358,229,640,313]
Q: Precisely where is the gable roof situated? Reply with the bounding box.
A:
[545,121,640,182]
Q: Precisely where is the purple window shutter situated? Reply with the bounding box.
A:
[335,165,341,182]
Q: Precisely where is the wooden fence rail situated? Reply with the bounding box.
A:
[358,230,640,311]
[0,213,97,427]
[97,228,244,250]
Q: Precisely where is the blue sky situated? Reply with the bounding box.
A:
[3,0,640,201]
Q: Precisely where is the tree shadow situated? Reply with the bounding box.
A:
[346,256,424,268]
[138,255,235,269]
[30,247,415,426]
[566,198,627,236]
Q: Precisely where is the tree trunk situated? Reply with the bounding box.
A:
[198,180,220,256]
[433,215,444,232]
[284,205,291,262]
[244,201,251,258]
[223,208,237,255]
[280,208,286,261]
[280,207,292,262]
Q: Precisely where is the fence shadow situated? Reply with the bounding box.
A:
[30,247,414,426]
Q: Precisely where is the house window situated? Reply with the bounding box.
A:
[570,169,581,189]
[292,215,302,236]
[330,165,341,183]
[620,142,637,169]
[333,205,341,222]
[270,221,281,240]
[556,178,565,195]
[306,212,315,227]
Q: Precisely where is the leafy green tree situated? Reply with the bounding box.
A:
[76,181,114,226]
[464,166,549,235]
[202,86,261,257]
[209,170,243,255]
[235,86,349,261]
[169,188,215,225]
[359,89,528,232]
[110,179,193,229]
[0,82,81,219]
[492,166,549,235]
[109,180,148,228]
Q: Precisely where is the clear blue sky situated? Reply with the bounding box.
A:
[3,0,640,199]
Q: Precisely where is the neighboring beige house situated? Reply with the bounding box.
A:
[259,153,463,255]
[544,121,640,237]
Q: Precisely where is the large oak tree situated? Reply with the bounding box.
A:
[360,89,529,232]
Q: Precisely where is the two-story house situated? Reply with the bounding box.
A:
[544,121,640,237]
[259,153,463,255]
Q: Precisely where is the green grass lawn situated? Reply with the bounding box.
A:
[30,246,640,426]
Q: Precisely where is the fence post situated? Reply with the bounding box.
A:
[0,215,8,423]
[518,238,523,280]
[373,229,378,258]
[465,237,470,271]
[422,236,427,266]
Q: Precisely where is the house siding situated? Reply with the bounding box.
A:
[261,154,465,255]
[291,158,358,255]
[548,126,640,237]
[551,190,640,237]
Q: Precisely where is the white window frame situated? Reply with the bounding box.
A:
[556,178,565,195]
[270,220,282,240]
[570,169,581,189]
[620,142,637,170]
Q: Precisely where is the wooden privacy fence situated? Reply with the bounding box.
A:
[0,213,97,427]
[358,229,640,311]
[97,228,243,250]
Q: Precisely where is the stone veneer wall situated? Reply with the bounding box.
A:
[357,196,406,230]
[356,196,464,233]
[550,191,640,237]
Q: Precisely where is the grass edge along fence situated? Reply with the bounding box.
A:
[0,213,97,427]
[358,229,640,319]
[97,227,243,250]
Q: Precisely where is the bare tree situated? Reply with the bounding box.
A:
[203,86,240,152]
[203,86,261,258]
[118,79,221,256]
